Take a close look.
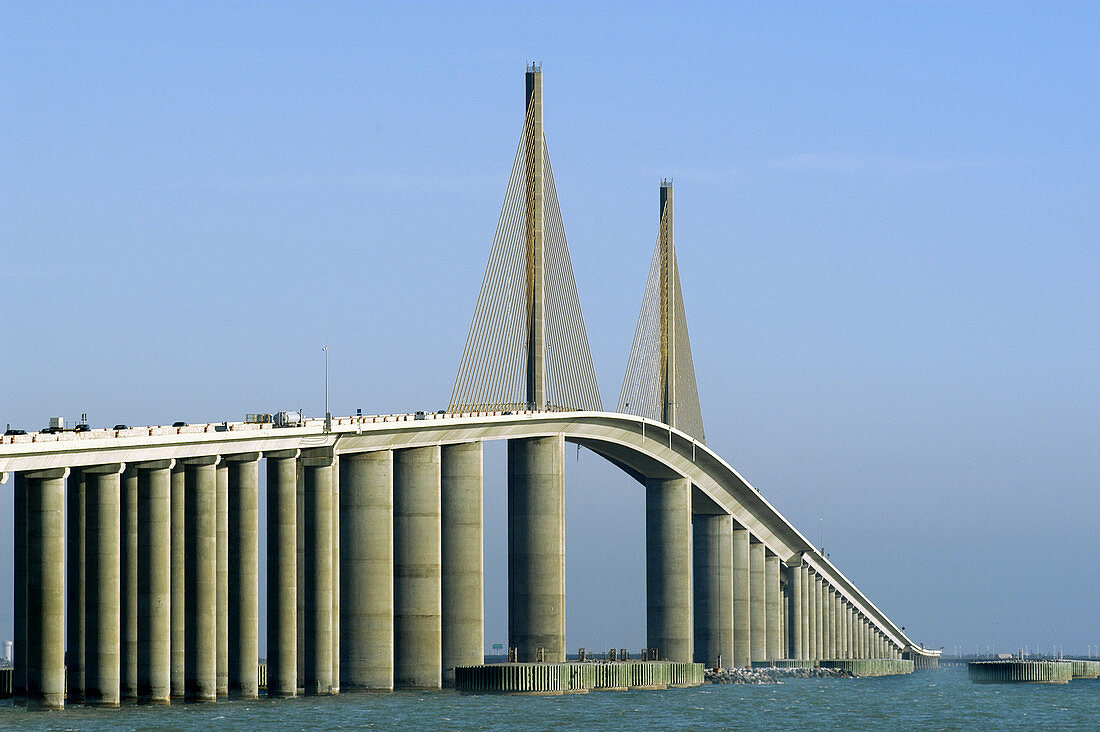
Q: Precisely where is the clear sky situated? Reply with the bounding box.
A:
[2,2,1098,657]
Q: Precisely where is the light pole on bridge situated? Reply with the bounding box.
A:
[323,345,330,432]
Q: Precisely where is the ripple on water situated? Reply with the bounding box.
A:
[2,668,1100,730]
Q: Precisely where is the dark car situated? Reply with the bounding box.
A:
[113,424,130,430]
[172,421,187,428]
[74,423,90,432]
[4,427,27,436]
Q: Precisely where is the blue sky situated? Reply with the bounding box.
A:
[2,1,1098,655]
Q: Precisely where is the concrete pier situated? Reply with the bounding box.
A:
[136,461,172,703]
[302,451,335,695]
[441,442,484,685]
[814,574,825,660]
[331,458,340,693]
[339,450,394,690]
[184,457,218,701]
[748,539,765,663]
[170,463,185,699]
[786,562,802,660]
[121,468,138,699]
[85,464,123,707]
[65,468,85,703]
[266,450,299,697]
[216,463,229,697]
[765,552,781,661]
[824,587,835,660]
[14,473,27,702]
[645,477,693,663]
[394,445,443,688]
[25,468,67,710]
[844,601,854,659]
[508,435,566,663]
[692,513,732,669]
[805,561,814,660]
[226,454,260,698]
[731,522,750,667]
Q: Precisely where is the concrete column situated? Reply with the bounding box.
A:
[331,457,340,693]
[25,468,68,710]
[340,450,394,690]
[815,575,825,660]
[805,561,814,660]
[184,456,217,701]
[731,522,750,667]
[441,442,484,685]
[824,587,835,660]
[841,601,850,659]
[226,454,260,698]
[394,445,442,688]
[691,513,732,669]
[748,539,765,663]
[266,450,299,697]
[765,552,781,661]
[854,617,863,658]
[850,607,857,659]
[216,462,229,697]
[507,435,565,663]
[170,463,185,699]
[121,467,138,699]
[85,463,123,707]
[833,592,843,659]
[804,570,815,660]
[645,476,693,663]
[780,576,788,660]
[65,469,85,703]
[302,450,334,695]
[785,563,802,660]
[844,603,853,660]
[296,459,305,689]
[860,618,869,658]
[137,460,172,703]
[14,472,27,701]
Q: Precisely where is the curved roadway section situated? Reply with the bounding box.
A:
[0,409,935,659]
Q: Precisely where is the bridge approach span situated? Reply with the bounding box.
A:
[1,409,924,658]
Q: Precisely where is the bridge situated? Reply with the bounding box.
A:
[1,66,938,709]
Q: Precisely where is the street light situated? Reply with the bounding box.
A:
[323,345,331,432]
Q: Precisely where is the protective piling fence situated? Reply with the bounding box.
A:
[968,660,1073,684]
[0,667,11,698]
[903,651,940,670]
[454,662,703,694]
[1070,660,1100,679]
[752,659,816,669]
[819,659,914,676]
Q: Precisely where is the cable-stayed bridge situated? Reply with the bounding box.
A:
[0,66,938,710]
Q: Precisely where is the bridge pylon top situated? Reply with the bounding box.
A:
[618,181,706,443]
[449,68,601,414]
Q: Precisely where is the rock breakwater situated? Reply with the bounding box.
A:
[705,667,854,684]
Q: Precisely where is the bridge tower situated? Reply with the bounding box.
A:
[450,66,602,663]
[524,68,546,411]
[619,181,705,443]
[621,182,707,664]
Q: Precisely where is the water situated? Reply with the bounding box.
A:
[3,666,1098,730]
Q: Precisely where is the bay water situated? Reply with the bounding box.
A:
[3,665,1097,730]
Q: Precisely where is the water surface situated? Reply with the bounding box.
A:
[3,666,1098,730]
